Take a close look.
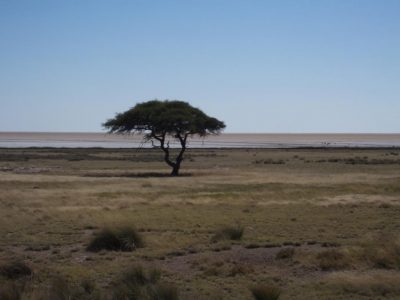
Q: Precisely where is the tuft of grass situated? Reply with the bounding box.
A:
[327,271,400,298]
[360,236,400,269]
[43,276,76,300]
[111,265,178,300]
[0,281,23,300]
[317,249,350,271]
[275,247,295,260]
[211,225,244,242]
[202,266,222,277]
[229,264,254,276]
[250,285,281,300]
[86,228,120,252]
[150,283,179,300]
[119,265,160,286]
[31,275,100,300]
[118,227,145,250]
[0,261,32,280]
[86,227,144,252]
[80,278,97,295]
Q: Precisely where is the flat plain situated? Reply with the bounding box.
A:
[1,147,400,299]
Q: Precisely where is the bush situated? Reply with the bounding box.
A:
[212,225,244,242]
[111,265,178,300]
[150,283,178,300]
[250,285,281,300]
[30,275,100,300]
[80,278,97,295]
[275,248,295,260]
[44,276,75,300]
[361,236,400,269]
[0,261,32,279]
[229,264,254,276]
[86,228,121,252]
[118,227,144,250]
[86,227,144,252]
[120,265,160,286]
[317,249,350,271]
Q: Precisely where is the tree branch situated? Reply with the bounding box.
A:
[155,131,175,168]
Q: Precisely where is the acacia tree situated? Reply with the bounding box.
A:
[103,100,225,176]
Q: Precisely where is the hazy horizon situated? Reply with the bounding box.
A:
[1,1,399,133]
[1,131,399,149]
[1,131,400,135]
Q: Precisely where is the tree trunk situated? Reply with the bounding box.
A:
[171,164,180,176]
[170,154,184,176]
[154,132,187,177]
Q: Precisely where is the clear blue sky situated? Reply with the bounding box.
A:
[1,0,399,133]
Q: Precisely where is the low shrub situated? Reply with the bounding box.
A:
[360,236,400,269]
[250,285,281,300]
[119,265,160,286]
[80,278,97,295]
[317,249,350,271]
[111,265,178,300]
[87,227,144,252]
[276,248,295,260]
[43,276,76,300]
[118,227,144,250]
[0,261,32,279]
[211,225,244,242]
[150,283,178,300]
[229,264,254,276]
[31,275,100,300]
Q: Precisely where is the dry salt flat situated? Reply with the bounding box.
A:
[1,132,400,148]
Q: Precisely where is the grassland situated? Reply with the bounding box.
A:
[0,147,400,299]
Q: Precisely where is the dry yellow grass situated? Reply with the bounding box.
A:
[0,147,399,299]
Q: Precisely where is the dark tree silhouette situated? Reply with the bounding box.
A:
[103,100,225,176]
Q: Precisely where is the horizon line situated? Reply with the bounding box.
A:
[1,131,400,135]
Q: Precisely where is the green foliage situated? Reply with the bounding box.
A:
[104,100,225,176]
[103,100,225,137]
[86,227,144,252]
[250,285,281,300]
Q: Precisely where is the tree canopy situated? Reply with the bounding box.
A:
[103,100,225,175]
